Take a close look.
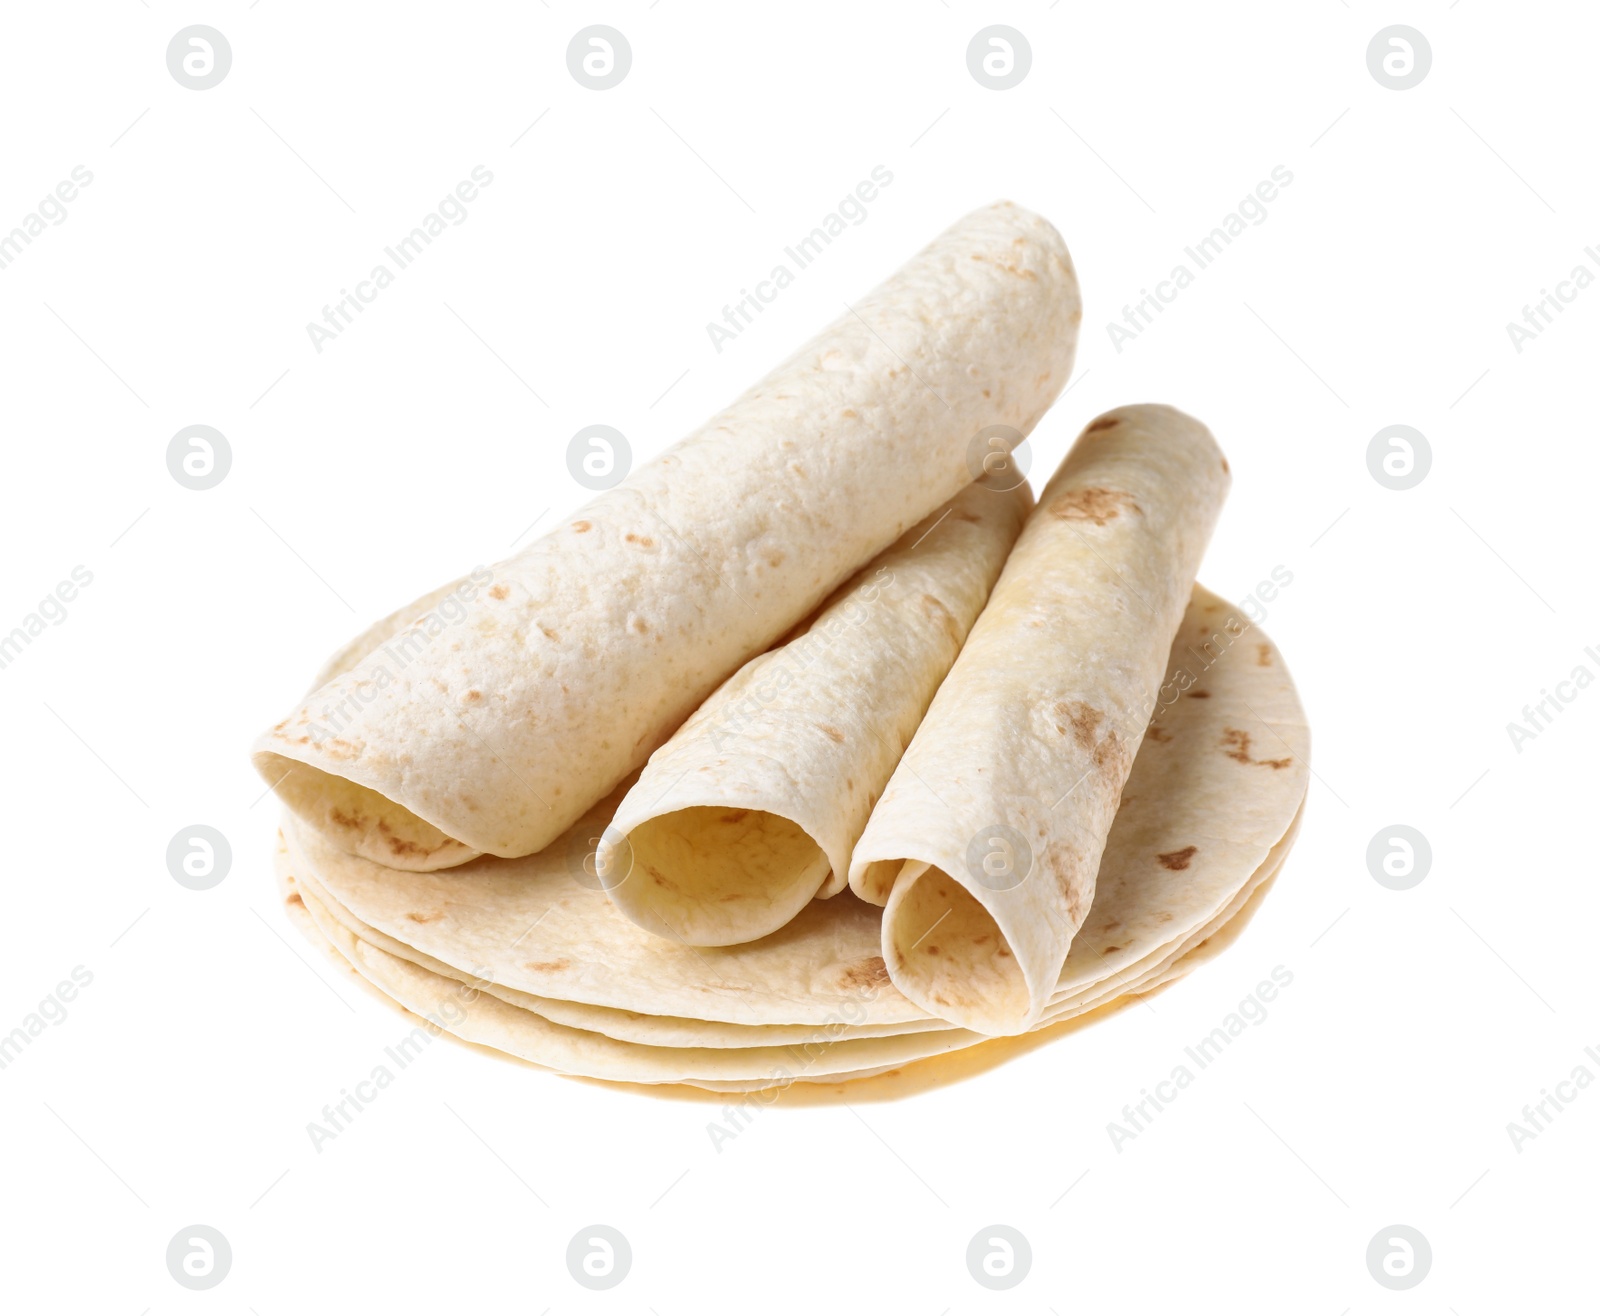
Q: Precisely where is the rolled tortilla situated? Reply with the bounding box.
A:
[850,404,1231,1035]
[252,202,1081,870]
[595,479,1031,946]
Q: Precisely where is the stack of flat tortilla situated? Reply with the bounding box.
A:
[257,203,1309,1093]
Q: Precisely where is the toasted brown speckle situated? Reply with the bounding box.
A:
[837,955,890,991]
[1221,728,1293,769]
[1048,487,1141,525]
[1157,845,1198,871]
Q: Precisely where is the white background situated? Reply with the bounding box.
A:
[1,2,1595,1310]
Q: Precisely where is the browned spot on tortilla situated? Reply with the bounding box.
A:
[841,408,858,419]
[630,616,650,634]
[385,834,432,859]
[329,808,361,832]
[572,520,592,533]
[1187,690,1210,698]
[1157,910,1174,924]
[523,960,570,973]
[1221,457,1230,474]
[463,690,482,703]
[1048,487,1141,525]
[920,592,961,641]
[488,584,509,600]
[1053,700,1104,749]
[953,510,981,523]
[1086,415,1121,434]
[404,911,440,923]
[286,891,304,907]
[1145,723,1173,743]
[924,945,940,956]
[1221,728,1294,769]
[539,624,560,641]
[624,533,655,548]
[273,718,289,732]
[718,810,750,824]
[817,723,845,744]
[1257,644,1273,666]
[837,955,889,991]
[1157,845,1199,871]
[1104,944,1124,954]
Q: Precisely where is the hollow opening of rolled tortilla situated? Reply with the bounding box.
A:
[855,858,918,906]
[884,863,1030,1035]
[612,806,833,947]
[254,752,480,872]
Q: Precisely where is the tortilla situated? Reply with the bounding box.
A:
[252,202,1082,871]
[851,404,1231,1035]
[596,479,1030,946]
[281,584,1307,1044]
[278,805,1299,1090]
